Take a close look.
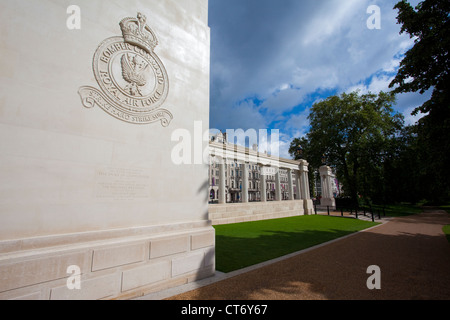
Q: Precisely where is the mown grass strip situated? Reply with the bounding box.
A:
[214,215,379,273]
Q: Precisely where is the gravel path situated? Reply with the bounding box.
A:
[168,210,450,300]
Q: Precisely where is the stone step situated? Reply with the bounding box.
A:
[209,205,305,220]
[210,209,304,226]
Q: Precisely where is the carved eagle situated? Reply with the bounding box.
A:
[121,53,149,96]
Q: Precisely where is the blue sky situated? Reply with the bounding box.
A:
[208,0,431,158]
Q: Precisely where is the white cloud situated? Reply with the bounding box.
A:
[209,0,425,140]
[285,108,311,133]
[302,0,365,46]
[403,106,427,126]
[212,99,268,132]
[395,90,432,125]
[260,86,307,113]
[265,132,293,160]
[382,57,402,73]
[347,74,395,95]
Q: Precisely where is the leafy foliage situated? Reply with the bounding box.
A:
[390,0,450,115]
[390,0,450,203]
[290,91,404,205]
[289,0,450,204]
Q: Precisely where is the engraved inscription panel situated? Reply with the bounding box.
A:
[95,167,151,200]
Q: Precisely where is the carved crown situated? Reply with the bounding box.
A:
[120,13,158,53]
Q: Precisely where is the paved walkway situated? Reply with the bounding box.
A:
[164,210,450,300]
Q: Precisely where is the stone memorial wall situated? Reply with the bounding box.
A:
[0,0,212,300]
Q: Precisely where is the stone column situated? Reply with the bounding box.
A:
[295,170,302,200]
[275,168,282,201]
[287,168,294,200]
[304,168,311,199]
[299,164,308,200]
[260,165,267,202]
[299,160,314,214]
[326,176,333,198]
[319,165,336,209]
[218,159,226,204]
[242,162,249,203]
[320,173,327,198]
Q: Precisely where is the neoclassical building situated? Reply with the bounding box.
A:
[209,159,298,203]
[207,132,320,225]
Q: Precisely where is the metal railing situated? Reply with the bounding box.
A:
[314,203,386,222]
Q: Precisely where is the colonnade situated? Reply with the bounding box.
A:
[217,160,311,205]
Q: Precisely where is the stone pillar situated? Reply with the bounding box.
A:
[287,169,294,200]
[299,160,314,215]
[319,165,336,209]
[275,169,282,201]
[260,165,267,202]
[320,173,327,198]
[295,170,302,200]
[304,168,311,200]
[218,159,226,204]
[242,162,249,203]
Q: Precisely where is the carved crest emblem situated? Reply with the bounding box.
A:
[79,13,172,126]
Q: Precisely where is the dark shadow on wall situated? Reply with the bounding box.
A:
[197,178,210,221]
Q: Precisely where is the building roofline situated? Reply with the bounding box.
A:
[209,141,307,170]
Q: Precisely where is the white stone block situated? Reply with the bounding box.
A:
[171,252,205,277]
[121,260,171,292]
[191,231,215,250]
[0,252,89,292]
[50,273,119,300]
[92,244,146,272]
[9,291,41,300]
[149,235,189,259]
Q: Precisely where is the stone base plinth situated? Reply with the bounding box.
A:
[303,199,315,215]
[209,200,312,225]
[317,198,336,211]
[0,222,215,300]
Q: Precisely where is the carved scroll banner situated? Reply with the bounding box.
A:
[78,86,172,126]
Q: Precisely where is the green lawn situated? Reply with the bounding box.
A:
[369,203,422,217]
[214,215,379,273]
[440,205,450,214]
[443,225,450,243]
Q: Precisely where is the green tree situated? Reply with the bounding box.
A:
[390,0,450,203]
[390,0,450,115]
[290,91,404,205]
[382,125,422,203]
